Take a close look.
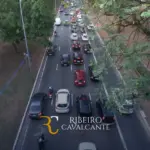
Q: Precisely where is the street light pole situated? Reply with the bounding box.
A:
[55,0,56,11]
[19,0,31,72]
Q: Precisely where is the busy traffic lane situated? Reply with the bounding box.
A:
[23,99,124,150]
[21,6,125,150]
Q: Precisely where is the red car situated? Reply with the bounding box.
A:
[71,17,76,23]
[72,41,81,49]
[74,70,86,86]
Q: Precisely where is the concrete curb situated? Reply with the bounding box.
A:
[12,48,47,150]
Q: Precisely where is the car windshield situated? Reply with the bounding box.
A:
[123,104,133,109]
[73,34,77,37]
[83,35,87,37]
[31,105,40,111]
[57,104,67,107]
[79,79,83,82]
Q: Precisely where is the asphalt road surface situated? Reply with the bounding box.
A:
[13,1,150,150]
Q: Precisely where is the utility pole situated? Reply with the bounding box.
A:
[19,0,31,72]
[55,0,56,12]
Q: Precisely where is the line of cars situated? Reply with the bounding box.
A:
[56,8,101,86]
[28,3,115,125]
[28,90,115,125]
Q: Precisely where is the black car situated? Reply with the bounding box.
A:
[64,11,69,15]
[96,99,115,124]
[71,25,77,30]
[46,45,57,56]
[76,94,92,117]
[72,40,81,50]
[29,93,48,119]
[60,54,71,66]
[82,43,92,54]
[71,28,77,33]
[88,65,100,81]
[73,52,84,65]
[80,27,86,33]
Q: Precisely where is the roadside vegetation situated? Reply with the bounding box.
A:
[0,0,56,149]
[83,0,150,106]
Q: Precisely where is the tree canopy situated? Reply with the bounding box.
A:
[0,0,55,46]
[84,0,150,105]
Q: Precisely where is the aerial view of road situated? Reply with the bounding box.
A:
[12,0,150,150]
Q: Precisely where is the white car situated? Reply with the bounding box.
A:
[82,33,88,41]
[55,17,61,25]
[70,33,78,40]
[77,14,82,19]
[78,142,97,150]
[78,22,84,27]
[87,24,95,30]
[55,89,70,113]
[77,18,83,22]
[70,11,74,16]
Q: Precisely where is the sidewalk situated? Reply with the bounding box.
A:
[85,6,150,138]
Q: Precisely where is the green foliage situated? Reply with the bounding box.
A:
[0,0,55,45]
[141,10,150,18]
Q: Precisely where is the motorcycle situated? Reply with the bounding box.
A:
[48,88,54,99]
[54,31,57,36]
[48,92,53,99]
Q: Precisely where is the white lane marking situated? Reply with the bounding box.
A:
[102,81,128,150]
[70,47,72,52]
[20,121,31,150]
[92,50,97,64]
[89,92,91,101]
[12,48,47,150]
[115,118,128,150]
[56,64,58,70]
[84,64,86,71]
[71,94,73,106]
[61,27,63,30]
[51,99,53,106]
[59,46,60,51]
[37,56,48,91]
[70,64,73,71]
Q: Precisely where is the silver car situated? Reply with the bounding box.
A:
[78,142,96,150]
[70,33,78,40]
[55,89,70,113]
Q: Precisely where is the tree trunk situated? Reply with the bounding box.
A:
[12,41,20,53]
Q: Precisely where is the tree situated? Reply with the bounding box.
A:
[83,0,150,107]
[0,0,55,51]
[85,0,150,35]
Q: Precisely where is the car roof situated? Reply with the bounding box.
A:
[72,33,77,35]
[57,92,68,104]
[31,93,46,101]
[79,99,91,114]
[79,142,96,150]
[76,70,85,78]
[62,54,69,58]
[83,33,87,36]
[31,100,41,106]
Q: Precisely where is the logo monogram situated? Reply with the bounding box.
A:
[40,116,59,135]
